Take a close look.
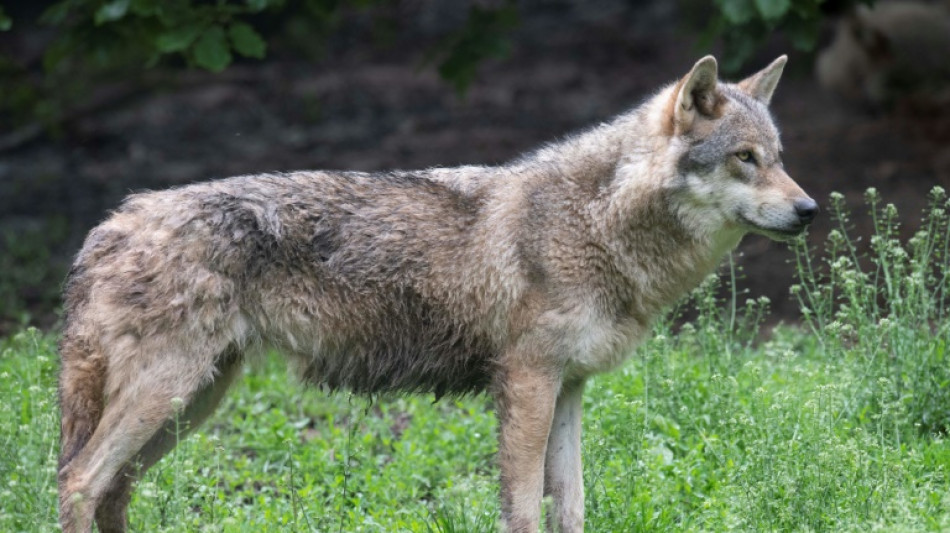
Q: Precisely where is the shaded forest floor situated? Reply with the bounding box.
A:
[1,2,948,333]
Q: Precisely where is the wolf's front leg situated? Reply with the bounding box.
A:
[544,380,585,532]
[495,363,560,532]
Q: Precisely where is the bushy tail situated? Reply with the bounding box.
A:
[57,334,106,471]
[57,257,110,472]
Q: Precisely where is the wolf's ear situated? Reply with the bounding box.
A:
[738,55,787,104]
[674,55,720,131]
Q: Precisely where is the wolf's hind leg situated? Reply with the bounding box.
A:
[92,353,242,533]
[59,342,239,533]
[90,464,134,533]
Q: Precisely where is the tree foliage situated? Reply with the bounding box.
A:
[703,0,874,73]
[0,0,875,135]
[0,0,519,133]
[32,0,356,72]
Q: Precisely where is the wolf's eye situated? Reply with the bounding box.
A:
[736,151,755,163]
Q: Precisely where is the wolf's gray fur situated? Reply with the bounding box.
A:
[58,55,815,533]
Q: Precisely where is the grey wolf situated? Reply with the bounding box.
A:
[816,1,950,108]
[57,54,816,532]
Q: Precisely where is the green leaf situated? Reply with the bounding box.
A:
[721,30,760,73]
[436,4,519,94]
[156,25,201,53]
[246,0,271,11]
[717,0,756,24]
[95,0,131,25]
[130,0,164,17]
[784,13,820,51]
[193,25,232,72]
[228,22,266,59]
[791,0,825,18]
[0,6,10,31]
[754,0,790,21]
[42,35,74,71]
[39,2,74,26]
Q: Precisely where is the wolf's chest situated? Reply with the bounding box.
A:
[560,313,649,379]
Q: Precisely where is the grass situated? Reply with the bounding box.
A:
[1,187,949,531]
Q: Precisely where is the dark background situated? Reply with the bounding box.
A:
[1,0,948,334]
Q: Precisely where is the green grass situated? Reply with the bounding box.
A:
[1,187,949,531]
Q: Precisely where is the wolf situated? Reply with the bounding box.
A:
[57,54,816,533]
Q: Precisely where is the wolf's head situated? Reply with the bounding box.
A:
[661,55,817,242]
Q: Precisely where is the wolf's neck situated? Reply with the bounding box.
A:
[619,197,741,320]
[597,153,742,321]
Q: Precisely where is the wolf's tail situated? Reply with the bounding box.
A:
[57,263,107,472]
[57,333,107,471]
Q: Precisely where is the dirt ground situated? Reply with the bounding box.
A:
[1,1,948,332]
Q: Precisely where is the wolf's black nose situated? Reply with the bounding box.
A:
[794,198,819,224]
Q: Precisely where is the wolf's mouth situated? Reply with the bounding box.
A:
[736,212,807,240]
